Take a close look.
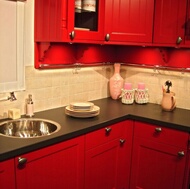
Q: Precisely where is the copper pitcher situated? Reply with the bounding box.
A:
[161,91,176,111]
[161,80,176,111]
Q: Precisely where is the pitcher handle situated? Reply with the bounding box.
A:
[171,96,176,110]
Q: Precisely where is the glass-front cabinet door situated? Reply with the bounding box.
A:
[68,0,105,43]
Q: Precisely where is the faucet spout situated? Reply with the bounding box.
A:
[0,92,17,102]
[8,92,17,101]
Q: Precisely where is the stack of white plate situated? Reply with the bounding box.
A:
[69,102,94,111]
[65,102,100,118]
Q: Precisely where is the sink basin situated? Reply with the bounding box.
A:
[0,118,61,138]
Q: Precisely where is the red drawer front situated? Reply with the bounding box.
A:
[85,121,127,150]
[134,121,189,148]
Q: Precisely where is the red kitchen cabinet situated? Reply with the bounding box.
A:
[15,136,85,189]
[35,0,69,42]
[185,0,190,46]
[104,0,154,44]
[34,0,106,68]
[183,134,190,189]
[0,159,15,189]
[85,120,133,189]
[130,121,189,189]
[35,0,105,43]
[35,0,155,44]
[153,0,187,46]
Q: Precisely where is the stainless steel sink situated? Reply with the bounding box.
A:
[0,118,61,138]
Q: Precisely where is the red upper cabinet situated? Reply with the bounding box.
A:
[35,0,190,46]
[35,0,105,43]
[104,0,154,44]
[153,0,187,46]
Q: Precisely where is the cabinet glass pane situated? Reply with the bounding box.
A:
[74,0,98,31]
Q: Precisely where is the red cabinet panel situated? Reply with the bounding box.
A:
[130,137,187,189]
[134,121,189,148]
[130,121,189,189]
[183,135,190,189]
[185,0,190,45]
[35,0,69,42]
[0,159,15,189]
[153,0,187,46]
[85,140,122,189]
[85,121,124,150]
[104,0,154,44]
[15,136,84,189]
[85,120,133,189]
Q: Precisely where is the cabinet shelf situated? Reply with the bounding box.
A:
[75,9,96,13]
[38,62,190,75]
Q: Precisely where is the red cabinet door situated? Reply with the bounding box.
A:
[0,159,15,189]
[185,0,190,46]
[130,122,189,189]
[104,0,154,44]
[153,0,187,46]
[15,136,84,189]
[183,135,190,189]
[85,120,133,189]
[130,137,187,189]
[68,0,105,43]
[35,0,69,42]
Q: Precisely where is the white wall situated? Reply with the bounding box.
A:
[24,0,34,66]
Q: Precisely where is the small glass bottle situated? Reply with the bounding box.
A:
[26,94,34,117]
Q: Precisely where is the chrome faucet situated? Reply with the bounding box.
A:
[0,92,17,102]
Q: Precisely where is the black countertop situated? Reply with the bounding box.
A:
[1,97,190,162]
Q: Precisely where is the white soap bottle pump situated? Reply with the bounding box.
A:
[26,94,34,117]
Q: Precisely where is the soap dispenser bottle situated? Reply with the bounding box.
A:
[26,94,34,117]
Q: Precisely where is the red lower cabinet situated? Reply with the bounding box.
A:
[130,121,189,189]
[84,120,133,189]
[1,120,190,189]
[15,136,85,189]
[183,134,190,189]
[0,159,15,189]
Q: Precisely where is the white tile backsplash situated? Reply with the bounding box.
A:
[1,1,189,118]
[0,65,190,119]
[122,66,190,109]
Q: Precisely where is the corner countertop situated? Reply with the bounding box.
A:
[0,97,190,162]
